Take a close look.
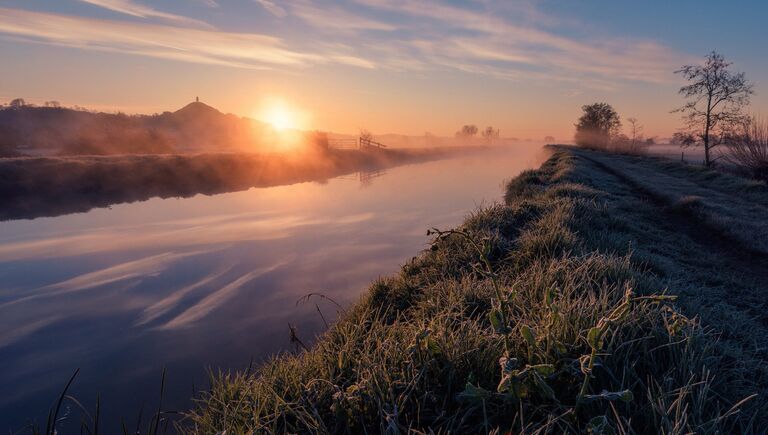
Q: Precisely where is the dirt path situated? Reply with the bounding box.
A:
[624,153,768,210]
[580,151,768,275]
[580,150,768,255]
[566,149,768,358]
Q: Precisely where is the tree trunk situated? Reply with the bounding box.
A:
[704,93,713,167]
[704,140,710,166]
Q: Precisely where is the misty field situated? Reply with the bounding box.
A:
[185,147,768,433]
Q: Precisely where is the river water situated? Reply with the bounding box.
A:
[0,145,546,431]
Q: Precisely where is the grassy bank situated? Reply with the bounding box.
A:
[188,146,767,433]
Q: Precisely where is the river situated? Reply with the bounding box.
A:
[0,145,547,431]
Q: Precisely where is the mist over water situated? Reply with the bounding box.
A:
[0,145,547,431]
[0,146,480,220]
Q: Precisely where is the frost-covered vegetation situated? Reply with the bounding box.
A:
[187,147,768,433]
[578,148,768,254]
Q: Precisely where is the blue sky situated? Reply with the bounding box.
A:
[0,0,765,138]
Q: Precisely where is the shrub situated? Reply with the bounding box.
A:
[724,117,768,181]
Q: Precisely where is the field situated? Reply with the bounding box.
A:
[186,146,768,433]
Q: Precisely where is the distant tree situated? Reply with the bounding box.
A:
[359,128,374,142]
[456,124,478,138]
[44,101,61,108]
[543,135,556,143]
[670,133,686,146]
[610,117,650,155]
[574,103,621,150]
[481,126,499,142]
[673,51,753,166]
[9,98,26,108]
[645,137,656,146]
[626,117,643,148]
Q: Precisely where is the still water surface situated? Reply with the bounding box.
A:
[0,146,546,430]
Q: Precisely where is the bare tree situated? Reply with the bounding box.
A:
[481,126,499,143]
[724,117,768,180]
[613,117,649,154]
[673,51,753,166]
[456,125,478,138]
[359,128,374,142]
[626,117,643,148]
[574,103,621,150]
[9,98,26,108]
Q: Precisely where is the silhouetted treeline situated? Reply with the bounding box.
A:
[0,101,274,156]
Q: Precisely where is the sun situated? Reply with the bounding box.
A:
[265,105,294,130]
[259,100,304,131]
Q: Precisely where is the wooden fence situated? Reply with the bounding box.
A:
[327,136,388,150]
[359,136,387,149]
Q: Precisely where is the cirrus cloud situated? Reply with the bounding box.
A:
[0,1,696,88]
[0,7,375,70]
[254,0,288,18]
[78,0,213,27]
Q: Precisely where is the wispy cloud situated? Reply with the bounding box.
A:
[160,260,290,329]
[0,7,370,70]
[254,0,287,18]
[0,6,383,71]
[0,1,693,87]
[0,317,61,350]
[348,0,689,85]
[0,211,374,262]
[135,266,233,326]
[0,249,213,309]
[78,0,212,27]
[44,250,213,292]
[289,0,396,32]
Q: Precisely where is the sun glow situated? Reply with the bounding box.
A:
[258,99,307,131]
[265,106,294,130]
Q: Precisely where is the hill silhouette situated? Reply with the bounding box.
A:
[0,100,273,156]
[173,100,222,118]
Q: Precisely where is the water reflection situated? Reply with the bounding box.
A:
[0,146,548,431]
[0,149,457,221]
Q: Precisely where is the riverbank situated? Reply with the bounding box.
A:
[0,146,484,220]
[189,146,767,433]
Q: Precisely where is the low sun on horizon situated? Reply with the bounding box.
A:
[257,99,307,132]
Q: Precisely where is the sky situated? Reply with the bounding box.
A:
[0,0,766,139]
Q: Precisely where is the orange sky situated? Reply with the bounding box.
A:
[0,1,766,140]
